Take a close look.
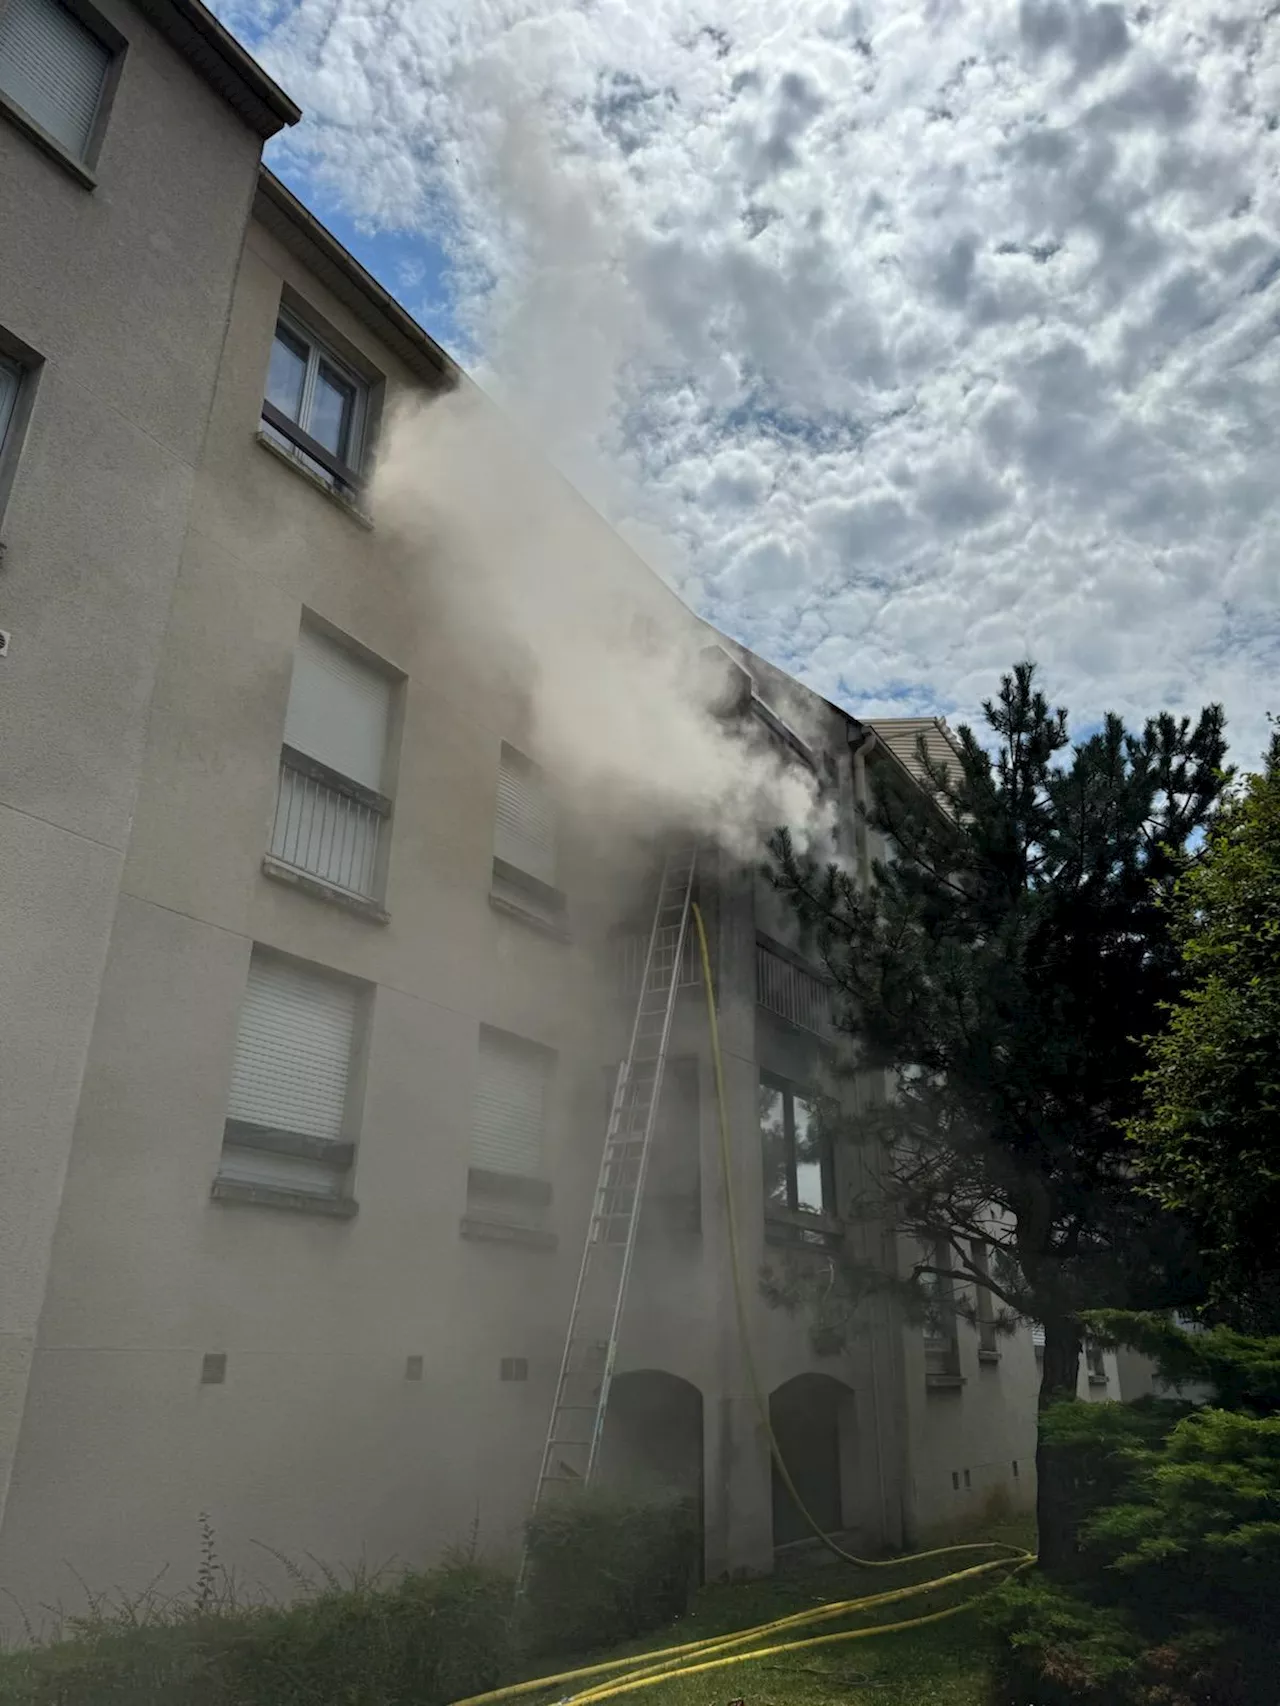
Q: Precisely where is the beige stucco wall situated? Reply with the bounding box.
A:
[3,131,1057,1617]
[0,0,264,1535]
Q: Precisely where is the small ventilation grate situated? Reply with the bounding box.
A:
[500,1357,529,1382]
[405,1355,424,1381]
[201,1353,227,1386]
[951,1470,959,1491]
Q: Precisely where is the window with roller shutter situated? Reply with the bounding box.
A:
[214,951,364,1208]
[0,0,114,164]
[266,623,395,908]
[493,743,560,886]
[470,1026,552,1179]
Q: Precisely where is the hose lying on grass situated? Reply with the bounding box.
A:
[451,901,1035,1706]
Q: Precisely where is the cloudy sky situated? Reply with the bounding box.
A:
[215,0,1279,763]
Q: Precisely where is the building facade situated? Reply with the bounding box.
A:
[0,0,1050,1626]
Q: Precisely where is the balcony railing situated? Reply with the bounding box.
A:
[755,936,831,1035]
[268,747,388,900]
[613,924,701,995]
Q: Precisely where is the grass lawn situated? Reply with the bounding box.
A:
[520,1519,1034,1706]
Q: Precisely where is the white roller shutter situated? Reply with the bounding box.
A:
[283,626,390,792]
[495,746,556,885]
[470,1028,549,1176]
[0,0,109,159]
[226,954,357,1142]
[1031,1322,1046,1349]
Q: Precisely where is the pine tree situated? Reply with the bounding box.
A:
[768,662,1230,1571]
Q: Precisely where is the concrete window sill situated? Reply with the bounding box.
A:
[977,1348,1002,1365]
[925,1372,966,1391]
[0,91,97,189]
[262,855,390,923]
[460,1213,557,1252]
[255,431,374,528]
[1088,1373,1110,1387]
[488,889,570,943]
[211,1178,358,1219]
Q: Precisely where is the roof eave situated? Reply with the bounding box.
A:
[132,0,301,137]
[253,168,463,390]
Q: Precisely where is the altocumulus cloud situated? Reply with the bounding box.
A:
[216,0,1280,761]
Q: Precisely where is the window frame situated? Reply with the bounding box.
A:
[970,1238,1000,1359]
[0,0,125,182]
[264,619,399,915]
[921,1235,962,1378]
[760,1071,837,1223]
[260,307,370,497]
[0,329,41,527]
[213,948,370,1215]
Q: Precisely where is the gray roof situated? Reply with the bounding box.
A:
[867,717,962,789]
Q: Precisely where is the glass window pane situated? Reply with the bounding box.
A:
[266,325,308,422]
[309,361,355,458]
[759,1084,789,1212]
[793,1094,825,1214]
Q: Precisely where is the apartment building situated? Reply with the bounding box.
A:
[0,0,1043,1623]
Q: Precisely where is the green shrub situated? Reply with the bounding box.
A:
[0,1552,515,1706]
[992,1372,1280,1705]
[520,1487,699,1656]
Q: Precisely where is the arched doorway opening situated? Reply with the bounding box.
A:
[768,1372,855,1547]
[599,1371,704,1567]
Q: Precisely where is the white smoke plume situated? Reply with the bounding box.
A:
[370,79,830,864]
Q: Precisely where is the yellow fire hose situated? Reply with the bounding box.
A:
[451,902,1033,1706]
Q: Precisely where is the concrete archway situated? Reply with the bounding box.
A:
[599,1370,704,1566]
[768,1372,856,1547]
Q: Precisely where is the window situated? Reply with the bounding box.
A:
[0,0,111,161]
[971,1240,999,1358]
[215,951,362,1206]
[267,623,393,906]
[495,743,556,885]
[0,357,19,454]
[261,311,367,497]
[1086,1340,1108,1385]
[760,1075,836,1226]
[922,1238,961,1378]
[491,743,564,925]
[603,1056,701,1234]
[470,1027,552,1181]
[755,935,831,1035]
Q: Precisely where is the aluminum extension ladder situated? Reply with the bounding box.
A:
[526,844,699,1526]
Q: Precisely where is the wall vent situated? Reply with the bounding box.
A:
[500,1357,529,1382]
[200,1353,227,1385]
[405,1355,424,1381]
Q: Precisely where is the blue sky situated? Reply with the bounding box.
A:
[215,0,1280,765]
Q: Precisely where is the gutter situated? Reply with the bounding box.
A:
[255,170,463,389]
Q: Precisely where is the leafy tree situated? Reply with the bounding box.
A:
[1128,731,1280,1331]
[768,662,1230,1570]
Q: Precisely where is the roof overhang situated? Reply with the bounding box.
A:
[131,0,300,137]
[253,170,462,391]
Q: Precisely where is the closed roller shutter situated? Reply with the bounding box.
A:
[0,0,109,159]
[1031,1323,1046,1349]
[283,625,390,792]
[495,746,556,884]
[226,954,357,1142]
[471,1027,550,1176]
